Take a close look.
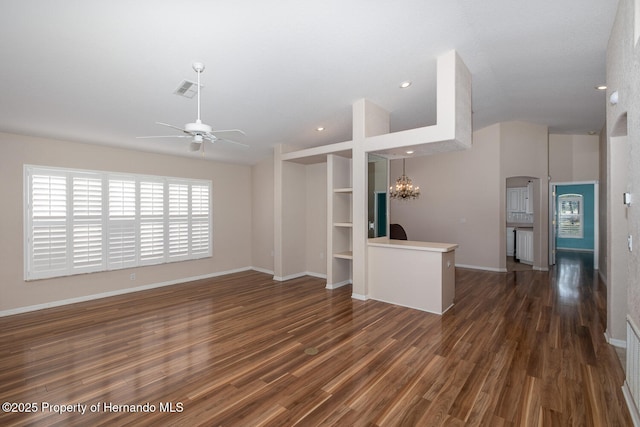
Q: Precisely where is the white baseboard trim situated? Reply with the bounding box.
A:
[0,267,253,317]
[368,296,447,315]
[604,331,627,348]
[250,266,275,275]
[273,272,305,281]
[273,271,326,282]
[306,271,328,280]
[533,266,549,272]
[326,280,351,290]
[456,264,507,273]
[351,293,368,301]
[622,382,640,427]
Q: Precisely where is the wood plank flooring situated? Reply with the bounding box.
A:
[0,252,632,426]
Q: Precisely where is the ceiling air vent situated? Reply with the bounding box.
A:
[174,80,203,99]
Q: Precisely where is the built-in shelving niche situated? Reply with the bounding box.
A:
[327,154,353,288]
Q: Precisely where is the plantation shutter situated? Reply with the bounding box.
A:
[108,178,137,269]
[71,174,104,272]
[191,183,211,256]
[557,194,583,239]
[139,180,165,263]
[168,182,189,259]
[25,165,211,280]
[28,172,68,279]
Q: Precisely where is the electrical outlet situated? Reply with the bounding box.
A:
[130,273,136,280]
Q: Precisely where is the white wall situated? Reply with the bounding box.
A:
[0,132,252,313]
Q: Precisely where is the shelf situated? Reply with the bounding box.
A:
[333,222,353,228]
[333,251,353,260]
[334,187,353,193]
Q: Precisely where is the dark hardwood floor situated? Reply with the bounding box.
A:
[0,252,632,426]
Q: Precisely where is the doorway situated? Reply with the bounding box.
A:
[549,181,599,268]
[506,176,537,272]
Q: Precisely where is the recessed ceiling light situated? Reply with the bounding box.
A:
[400,81,412,89]
[316,127,325,132]
[588,131,597,135]
[406,150,414,154]
[596,85,607,90]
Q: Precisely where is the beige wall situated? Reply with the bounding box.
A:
[281,161,307,278]
[598,129,608,277]
[500,121,549,271]
[389,121,550,272]
[251,157,275,273]
[389,123,502,271]
[0,132,252,313]
[305,163,327,276]
[279,160,327,279]
[606,0,639,340]
[549,134,600,182]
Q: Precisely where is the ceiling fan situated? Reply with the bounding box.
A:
[138,62,247,153]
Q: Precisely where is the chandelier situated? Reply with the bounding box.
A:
[389,159,420,200]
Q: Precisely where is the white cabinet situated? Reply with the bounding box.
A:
[507,185,533,223]
[507,187,530,213]
[507,188,521,214]
[516,229,534,264]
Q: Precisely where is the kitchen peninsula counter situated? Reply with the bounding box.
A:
[367,237,457,314]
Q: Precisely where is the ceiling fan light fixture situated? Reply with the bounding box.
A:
[138,61,248,151]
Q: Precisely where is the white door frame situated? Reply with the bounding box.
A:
[549,180,599,269]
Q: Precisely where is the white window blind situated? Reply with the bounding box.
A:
[25,165,212,281]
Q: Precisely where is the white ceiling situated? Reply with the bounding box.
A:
[0,0,617,165]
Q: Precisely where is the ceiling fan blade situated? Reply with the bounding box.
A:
[209,129,246,138]
[156,122,190,134]
[136,135,191,139]
[216,138,250,149]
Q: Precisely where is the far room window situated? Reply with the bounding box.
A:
[24,165,212,281]
[557,194,583,239]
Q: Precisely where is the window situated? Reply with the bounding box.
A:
[557,194,583,239]
[25,165,212,280]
